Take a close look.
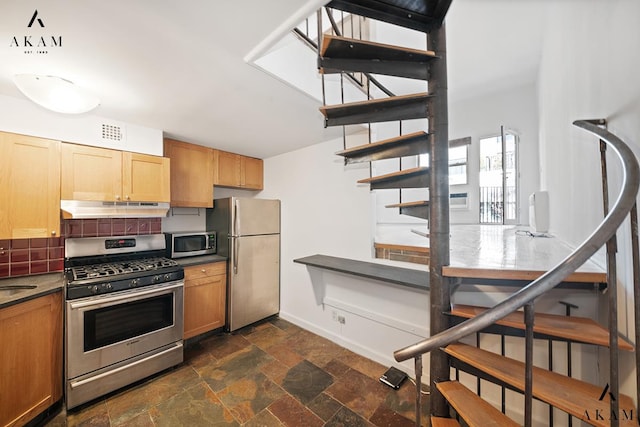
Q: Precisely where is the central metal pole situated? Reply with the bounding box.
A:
[427,23,450,418]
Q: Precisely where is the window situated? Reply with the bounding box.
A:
[418,137,470,186]
[479,129,518,224]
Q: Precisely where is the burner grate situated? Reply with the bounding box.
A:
[69,257,179,282]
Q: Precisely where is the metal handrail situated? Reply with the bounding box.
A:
[394,120,640,362]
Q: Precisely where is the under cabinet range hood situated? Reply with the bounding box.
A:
[61,200,170,219]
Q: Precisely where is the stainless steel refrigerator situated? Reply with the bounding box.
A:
[206,197,280,332]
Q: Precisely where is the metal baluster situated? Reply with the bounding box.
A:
[415,356,422,427]
[630,203,640,414]
[559,300,578,427]
[476,332,481,396]
[548,338,553,426]
[317,10,326,109]
[501,334,506,414]
[524,302,534,427]
[598,123,620,426]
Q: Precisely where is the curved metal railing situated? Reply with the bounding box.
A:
[394,120,640,425]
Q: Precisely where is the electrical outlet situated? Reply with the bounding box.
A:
[337,315,346,325]
[332,310,338,321]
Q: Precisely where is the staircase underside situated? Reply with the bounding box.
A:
[335,131,429,163]
[357,166,429,189]
[326,0,452,32]
[320,92,432,127]
[320,35,437,80]
[449,304,634,350]
[385,200,429,219]
[444,343,636,426]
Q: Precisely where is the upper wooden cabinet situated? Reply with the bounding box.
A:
[241,156,264,190]
[0,131,61,239]
[61,143,170,202]
[123,152,170,202]
[163,139,214,207]
[214,150,263,190]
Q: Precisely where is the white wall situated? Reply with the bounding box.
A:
[538,0,640,406]
[449,82,540,225]
[0,93,162,155]
[260,135,432,376]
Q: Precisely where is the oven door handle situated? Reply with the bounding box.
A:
[68,282,184,309]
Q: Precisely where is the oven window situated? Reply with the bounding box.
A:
[84,294,174,351]
[174,236,205,252]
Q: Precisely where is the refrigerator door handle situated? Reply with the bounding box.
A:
[234,198,240,237]
[233,237,239,275]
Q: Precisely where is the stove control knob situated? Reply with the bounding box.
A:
[130,278,139,288]
[164,273,172,281]
[106,283,113,290]
[153,275,162,283]
[91,285,99,294]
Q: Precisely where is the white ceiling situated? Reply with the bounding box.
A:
[0,1,548,159]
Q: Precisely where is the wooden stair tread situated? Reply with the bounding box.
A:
[450,304,634,350]
[335,131,429,163]
[386,200,429,208]
[357,167,428,184]
[436,381,519,427]
[444,343,635,426]
[430,416,460,427]
[326,0,451,33]
[319,92,432,127]
[320,35,436,80]
[321,35,436,60]
[442,265,607,285]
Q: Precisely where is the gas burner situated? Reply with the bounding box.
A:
[68,257,179,282]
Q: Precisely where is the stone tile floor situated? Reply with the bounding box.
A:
[46,317,430,426]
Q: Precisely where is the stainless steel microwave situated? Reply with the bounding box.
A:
[165,231,216,258]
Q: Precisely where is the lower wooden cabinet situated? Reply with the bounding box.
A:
[183,262,226,339]
[0,292,62,427]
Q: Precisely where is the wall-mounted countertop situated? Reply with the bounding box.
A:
[0,272,64,310]
[174,255,227,267]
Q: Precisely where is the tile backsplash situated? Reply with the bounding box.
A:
[0,218,163,278]
[0,237,64,278]
[64,218,162,238]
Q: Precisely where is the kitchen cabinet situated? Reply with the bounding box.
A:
[0,291,63,427]
[164,138,214,207]
[61,143,170,202]
[0,132,61,239]
[183,262,226,339]
[241,156,264,190]
[213,150,263,190]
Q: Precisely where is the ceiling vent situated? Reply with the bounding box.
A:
[100,122,126,144]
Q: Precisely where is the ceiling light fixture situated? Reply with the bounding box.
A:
[13,74,100,114]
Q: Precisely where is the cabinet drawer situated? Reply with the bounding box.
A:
[184,262,226,281]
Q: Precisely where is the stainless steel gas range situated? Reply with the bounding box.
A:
[64,234,184,410]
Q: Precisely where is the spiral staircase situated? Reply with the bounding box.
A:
[314,0,640,426]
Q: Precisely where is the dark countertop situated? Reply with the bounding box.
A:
[0,272,65,310]
[294,254,429,291]
[174,254,227,267]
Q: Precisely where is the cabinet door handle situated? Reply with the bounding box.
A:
[201,269,206,273]
[51,231,56,235]
[116,195,121,201]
